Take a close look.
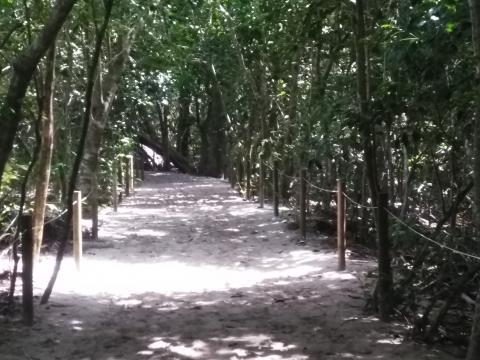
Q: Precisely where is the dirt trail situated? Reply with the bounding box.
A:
[0,172,455,360]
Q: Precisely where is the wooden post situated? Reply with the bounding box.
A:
[300,168,307,239]
[377,192,392,320]
[230,165,236,189]
[125,157,131,197]
[128,155,134,194]
[118,159,124,189]
[112,160,118,212]
[337,180,346,271]
[140,157,145,181]
[21,215,33,326]
[134,157,138,180]
[73,190,82,271]
[273,160,279,217]
[91,175,98,241]
[245,157,252,200]
[259,158,265,208]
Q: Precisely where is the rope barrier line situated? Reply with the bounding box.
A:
[280,171,297,181]
[263,162,337,194]
[258,162,479,261]
[262,162,297,181]
[343,192,378,210]
[305,179,337,194]
[385,208,480,262]
[1,189,94,246]
[29,189,93,232]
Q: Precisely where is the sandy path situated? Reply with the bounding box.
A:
[0,172,455,360]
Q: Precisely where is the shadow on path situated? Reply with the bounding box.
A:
[0,172,455,360]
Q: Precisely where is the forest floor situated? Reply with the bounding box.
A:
[0,172,458,360]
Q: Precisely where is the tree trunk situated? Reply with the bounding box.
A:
[156,101,171,171]
[0,0,77,186]
[78,33,132,237]
[41,0,114,304]
[466,0,480,358]
[140,119,195,174]
[400,144,410,219]
[198,79,227,178]
[176,85,191,159]
[354,0,393,320]
[32,42,57,261]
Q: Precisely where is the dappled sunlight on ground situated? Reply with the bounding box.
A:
[0,172,455,360]
[33,250,334,297]
[138,333,309,359]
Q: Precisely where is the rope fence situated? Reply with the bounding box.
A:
[386,209,480,262]
[256,161,480,267]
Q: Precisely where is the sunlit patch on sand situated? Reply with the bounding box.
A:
[142,335,308,360]
[148,338,209,358]
[33,254,332,297]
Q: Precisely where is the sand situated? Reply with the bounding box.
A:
[0,172,457,360]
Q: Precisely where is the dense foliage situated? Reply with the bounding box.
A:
[1,0,480,357]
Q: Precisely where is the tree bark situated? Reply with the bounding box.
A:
[353,0,393,320]
[176,85,191,159]
[41,0,114,304]
[78,33,132,238]
[139,132,195,174]
[197,79,227,178]
[466,0,480,358]
[156,101,171,171]
[32,42,57,261]
[0,0,77,186]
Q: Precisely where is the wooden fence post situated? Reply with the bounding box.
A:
[134,157,138,180]
[128,155,134,194]
[91,175,98,241]
[140,157,145,181]
[113,160,118,212]
[73,190,82,271]
[118,158,124,189]
[21,215,33,326]
[273,160,279,217]
[259,158,265,208]
[230,165,236,189]
[300,168,307,239]
[377,192,392,320]
[125,157,131,197]
[337,180,346,271]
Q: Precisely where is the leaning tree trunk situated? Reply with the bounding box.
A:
[466,0,480,358]
[140,117,195,174]
[0,0,77,186]
[78,33,132,240]
[32,42,57,261]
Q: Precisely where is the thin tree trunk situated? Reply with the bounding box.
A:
[78,32,132,237]
[400,144,410,219]
[466,0,480,358]
[176,85,191,159]
[353,0,392,320]
[32,42,56,261]
[157,101,171,171]
[41,0,114,304]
